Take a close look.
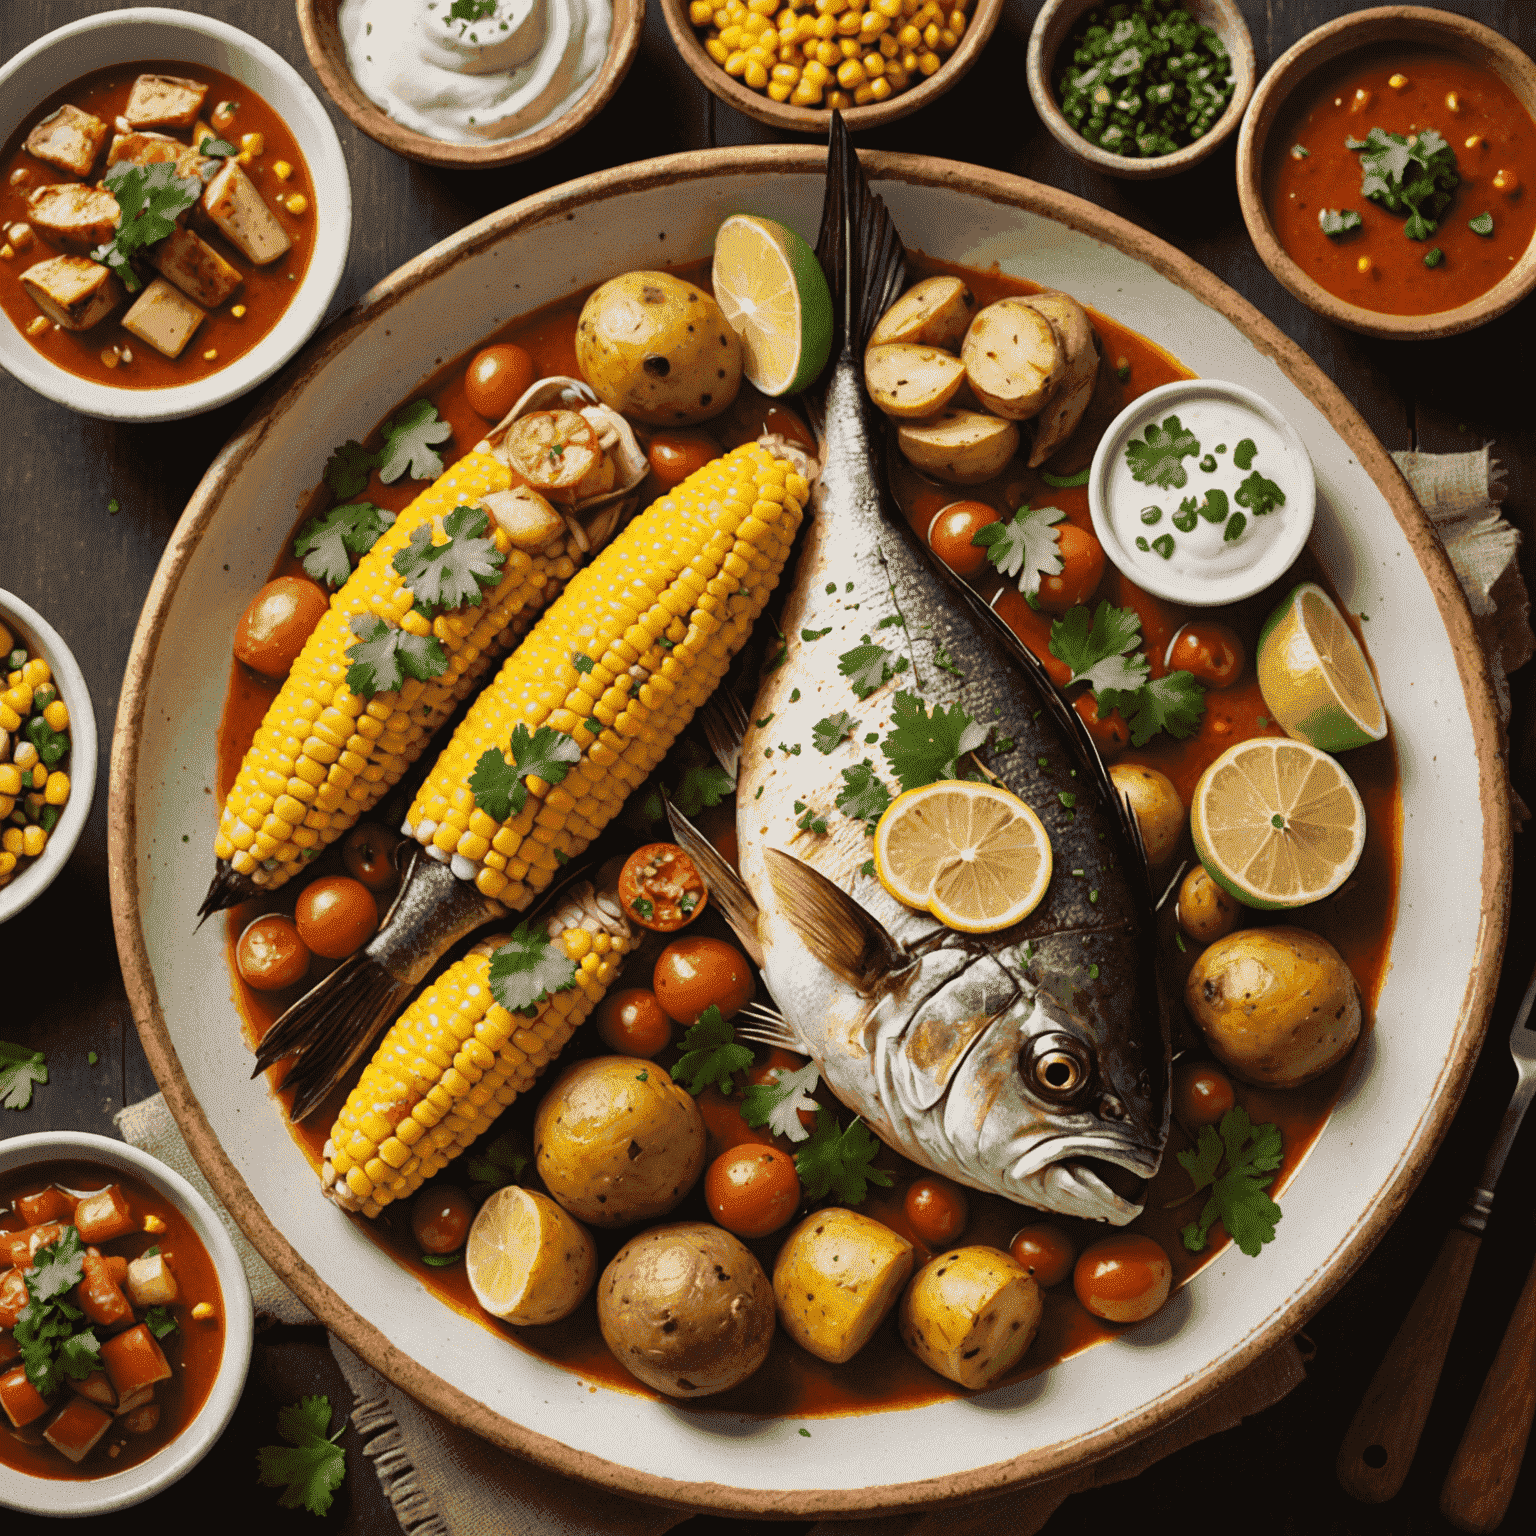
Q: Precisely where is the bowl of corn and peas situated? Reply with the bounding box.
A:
[662,0,1004,130]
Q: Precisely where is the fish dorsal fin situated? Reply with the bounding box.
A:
[663,791,765,968]
[764,848,905,996]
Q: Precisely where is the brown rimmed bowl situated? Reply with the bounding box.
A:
[658,0,1003,133]
[1027,0,1255,179]
[1235,5,1536,340]
[295,0,644,169]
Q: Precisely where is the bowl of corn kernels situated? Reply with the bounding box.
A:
[0,590,96,923]
[660,0,1004,131]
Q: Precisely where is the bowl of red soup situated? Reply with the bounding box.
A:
[1237,6,1536,339]
[0,1133,252,1514]
[0,7,350,421]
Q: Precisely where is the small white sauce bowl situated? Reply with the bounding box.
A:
[0,6,352,422]
[0,1132,254,1516]
[1088,377,1316,607]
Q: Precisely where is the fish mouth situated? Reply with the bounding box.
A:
[1066,1156,1150,1207]
[1006,1137,1161,1225]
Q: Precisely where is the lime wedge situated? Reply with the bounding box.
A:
[711,214,833,397]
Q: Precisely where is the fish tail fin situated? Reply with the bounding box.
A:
[763,848,905,995]
[663,791,765,967]
[814,111,906,358]
[699,691,749,778]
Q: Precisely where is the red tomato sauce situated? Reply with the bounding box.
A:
[1265,48,1536,314]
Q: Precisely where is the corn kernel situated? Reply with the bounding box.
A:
[1351,87,1371,111]
[0,853,14,878]
[231,303,248,319]
[203,349,218,361]
[725,48,749,74]
[285,193,308,215]
[144,1214,167,1234]
[22,825,45,858]
[44,772,69,807]
[868,74,893,99]
[863,50,884,74]
[0,246,12,262]
[840,36,860,56]
[8,223,33,251]
[836,10,862,33]
[192,1302,216,1321]
[13,741,37,771]
[273,160,294,181]
[43,700,67,732]
[706,37,731,62]
[1494,169,1520,192]
[31,764,46,791]
[827,88,853,108]
[917,48,941,74]
[240,132,265,155]
[1388,73,1409,90]
[772,62,801,81]
[791,80,822,103]
[1357,255,1373,274]
[1466,134,1484,150]
[854,81,876,103]
[1445,91,1460,111]
[691,0,714,21]
[0,797,12,820]
[837,57,866,86]
[1,829,22,856]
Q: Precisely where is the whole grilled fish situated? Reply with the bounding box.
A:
[672,119,1169,1226]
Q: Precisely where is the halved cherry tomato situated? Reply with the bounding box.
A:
[342,823,398,892]
[704,1145,800,1238]
[618,843,708,932]
[925,500,1000,578]
[294,876,379,960]
[1036,524,1105,613]
[760,404,817,454]
[1073,690,1130,756]
[646,431,718,489]
[235,915,311,991]
[594,989,673,1057]
[233,576,329,680]
[1009,1223,1076,1289]
[1172,1059,1236,1134]
[1165,622,1244,689]
[653,936,754,1024]
[1074,1234,1172,1323]
[411,1186,474,1255]
[464,343,535,420]
[904,1176,970,1247]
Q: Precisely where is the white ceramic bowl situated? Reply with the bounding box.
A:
[0,1132,254,1516]
[0,7,351,422]
[0,589,97,925]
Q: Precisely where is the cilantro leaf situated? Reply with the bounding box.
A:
[1097,670,1206,747]
[838,639,908,700]
[1177,1106,1284,1258]
[835,759,894,833]
[1470,211,1494,236]
[90,160,201,294]
[794,1109,893,1205]
[451,0,498,23]
[1040,467,1090,488]
[671,739,736,818]
[1049,602,1149,694]
[812,712,858,754]
[59,1328,102,1377]
[487,922,579,1014]
[672,1004,755,1096]
[971,504,1067,597]
[392,505,505,613]
[469,723,581,822]
[1232,438,1257,470]
[144,1305,179,1340]
[466,1133,529,1189]
[257,1395,347,1517]
[741,1061,820,1143]
[0,1041,48,1110]
[1124,415,1200,490]
[323,440,379,500]
[377,399,452,484]
[198,133,239,157]
[1354,125,1459,238]
[292,501,395,587]
[1318,208,1362,238]
[344,614,447,698]
[27,1224,85,1304]
[1235,470,1285,517]
[880,691,989,792]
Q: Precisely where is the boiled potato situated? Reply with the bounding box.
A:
[1185,925,1362,1088]
[961,298,1062,421]
[576,271,741,425]
[465,1186,596,1326]
[897,408,1019,484]
[900,1246,1041,1390]
[1177,865,1241,945]
[534,1056,705,1227]
[1020,291,1099,467]
[597,1222,775,1397]
[1110,763,1184,866]
[870,275,978,350]
[772,1207,913,1364]
[864,342,967,419]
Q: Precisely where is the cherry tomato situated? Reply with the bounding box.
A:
[1074,1234,1173,1323]
[925,500,1000,578]
[904,1176,970,1247]
[1165,622,1245,689]
[594,988,673,1057]
[618,842,708,931]
[294,875,379,960]
[411,1185,474,1255]
[463,343,535,420]
[233,576,329,680]
[1036,524,1106,613]
[342,823,398,892]
[646,431,718,489]
[760,403,817,454]
[1009,1223,1076,1288]
[235,914,311,991]
[653,936,754,1025]
[704,1145,800,1238]
[747,1059,818,1134]
[1172,1059,1236,1134]
[1073,690,1129,756]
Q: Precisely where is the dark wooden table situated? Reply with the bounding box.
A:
[3,1,1535,1530]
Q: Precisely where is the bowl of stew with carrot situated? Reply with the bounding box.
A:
[0,1133,252,1515]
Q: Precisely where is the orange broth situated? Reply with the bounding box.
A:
[216,256,1399,1416]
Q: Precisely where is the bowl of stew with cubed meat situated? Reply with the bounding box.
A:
[0,1133,252,1515]
[0,7,351,421]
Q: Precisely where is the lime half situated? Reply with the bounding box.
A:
[711,214,833,397]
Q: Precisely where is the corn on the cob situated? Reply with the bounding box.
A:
[213,454,584,896]
[403,441,812,906]
[320,884,632,1216]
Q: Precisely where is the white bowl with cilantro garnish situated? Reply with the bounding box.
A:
[1088,378,1315,606]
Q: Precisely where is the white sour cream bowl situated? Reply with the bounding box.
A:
[1088,379,1315,606]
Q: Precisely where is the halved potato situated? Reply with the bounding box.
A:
[900,1245,1042,1390]
[870,275,977,350]
[864,342,966,419]
[961,298,1063,421]
[897,408,1019,484]
[1019,291,1100,467]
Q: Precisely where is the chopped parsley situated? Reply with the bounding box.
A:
[835,759,894,832]
[838,638,908,699]
[795,1109,892,1206]
[343,614,447,698]
[377,399,453,483]
[1097,669,1206,747]
[323,440,378,500]
[1232,438,1257,470]
[293,501,396,587]
[1353,125,1459,240]
[1040,467,1091,488]
[469,723,582,821]
[1124,414,1200,491]
[90,160,201,293]
[393,505,504,613]
[487,922,578,1013]
[1235,470,1285,517]
[812,712,859,754]
[880,691,988,791]
[801,627,832,642]
[1049,601,1149,694]
[465,1133,529,1189]
[672,1005,754,1096]
[1469,211,1494,236]
[971,503,1067,598]
[1318,208,1363,238]
[742,1061,820,1142]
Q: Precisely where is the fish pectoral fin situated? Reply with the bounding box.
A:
[764,847,905,995]
[663,790,765,968]
[698,692,749,779]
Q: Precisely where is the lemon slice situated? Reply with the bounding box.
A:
[1257,582,1387,752]
[873,780,1053,933]
[465,1185,596,1326]
[1189,737,1367,910]
[711,214,834,397]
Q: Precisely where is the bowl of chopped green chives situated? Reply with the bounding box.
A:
[1028,0,1256,179]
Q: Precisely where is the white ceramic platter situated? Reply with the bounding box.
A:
[109,148,1508,1517]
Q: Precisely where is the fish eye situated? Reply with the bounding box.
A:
[1025,1033,1092,1100]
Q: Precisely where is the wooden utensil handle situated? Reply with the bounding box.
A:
[1440,1247,1536,1532]
[1338,1225,1482,1502]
